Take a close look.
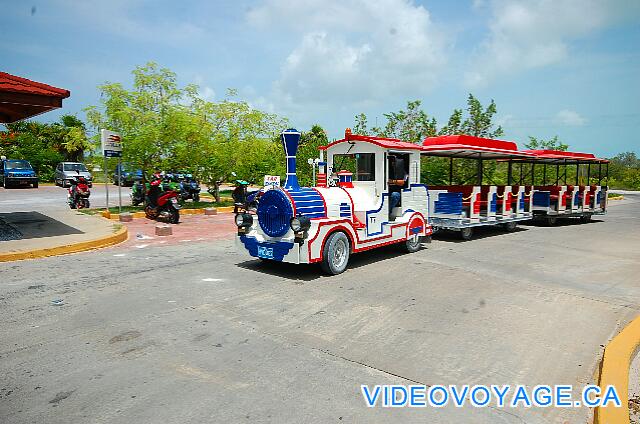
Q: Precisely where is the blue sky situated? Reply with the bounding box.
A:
[2,0,639,156]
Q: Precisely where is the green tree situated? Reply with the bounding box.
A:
[524,135,568,151]
[440,94,504,138]
[353,113,369,135]
[85,62,205,182]
[608,152,640,190]
[58,115,92,162]
[0,120,76,181]
[296,124,329,186]
[191,90,287,201]
[371,100,438,143]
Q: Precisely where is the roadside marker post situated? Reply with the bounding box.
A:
[101,129,123,213]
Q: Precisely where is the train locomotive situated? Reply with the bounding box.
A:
[235,128,431,274]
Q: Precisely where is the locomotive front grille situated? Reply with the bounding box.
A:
[257,189,293,237]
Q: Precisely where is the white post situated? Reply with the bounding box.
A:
[117,159,122,213]
[312,160,316,186]
[104,156,109,211]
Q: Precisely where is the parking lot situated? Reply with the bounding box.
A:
[0,192,638,423]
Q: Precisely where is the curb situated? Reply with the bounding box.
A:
[105,206,235,221]
[595,313,640,423]
[0,225,129,262]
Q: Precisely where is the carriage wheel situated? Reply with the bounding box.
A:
[460,227,473,241]
[320,232,350,275]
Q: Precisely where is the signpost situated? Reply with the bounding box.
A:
[263,175,280,190]
[307,158,324,186]
[101,129,123,213]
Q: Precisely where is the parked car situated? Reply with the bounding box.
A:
[55,162,93,187]
[112,163,143,186]
[0,157,38,188]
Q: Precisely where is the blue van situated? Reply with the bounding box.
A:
[0,158,38,188]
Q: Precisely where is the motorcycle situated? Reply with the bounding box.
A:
[232,178,260,213]
[68,173,91,209]
[144,176,180,224]
[179,173,201,202]
[131,179,149,206]
[162,173,182,193]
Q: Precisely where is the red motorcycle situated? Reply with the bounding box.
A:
[68,174,91,209]
[144,176,180,223]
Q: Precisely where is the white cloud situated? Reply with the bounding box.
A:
[247,0,448,111]
[555,109,586,126]
[465,0,640,88]
[200,86,216,101]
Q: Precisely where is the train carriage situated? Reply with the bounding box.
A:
[235,128,432,275]
[420,135,536,240]
[517,150,609,225]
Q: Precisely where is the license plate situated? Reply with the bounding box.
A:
[257,246,274,259]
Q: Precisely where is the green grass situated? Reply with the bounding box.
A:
[200,189,232,198]
[608,192,623,199]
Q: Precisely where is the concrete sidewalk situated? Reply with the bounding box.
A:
[0,210,122,255]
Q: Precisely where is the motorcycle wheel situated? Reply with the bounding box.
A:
[69,201,76,209]
[144,206,155,219]
[169,207,180,224]
[193,193,200,202]
[84,199,90,208]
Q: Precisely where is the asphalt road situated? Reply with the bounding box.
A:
[0,184,133,212]
[1,194,639,423]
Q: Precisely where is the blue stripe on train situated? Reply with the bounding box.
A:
[434,192,463,214]
[340,202,351,218]
[490,193,497,213]
[286,188,326,218]
[533,191,550,207]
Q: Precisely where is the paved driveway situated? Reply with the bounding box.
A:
[0,194,638,423]
[0,184,133,212]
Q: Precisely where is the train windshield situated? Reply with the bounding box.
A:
[333,153,375,181]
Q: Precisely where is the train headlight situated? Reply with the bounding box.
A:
[235,213,253,228]
[290,215,311,232]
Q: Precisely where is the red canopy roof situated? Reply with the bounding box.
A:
[422,134,534,159]
[0,72,70,123]
[521,149,608,163]
[321,129,424,151]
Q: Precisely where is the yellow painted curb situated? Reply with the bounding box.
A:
[595,313,640,423]
[0,225,128,262]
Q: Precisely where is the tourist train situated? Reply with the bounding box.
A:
[235,128,608,274]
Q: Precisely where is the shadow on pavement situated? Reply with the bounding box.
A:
[0,211,83,240]
[520,218,605,227]
[236,243,415,282]
[433,225,528,243]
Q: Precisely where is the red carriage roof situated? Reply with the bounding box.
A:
[421,134,535,159]
[521,149,609,163]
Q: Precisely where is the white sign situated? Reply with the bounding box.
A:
[263,175,280,189]
[101,129,122,158]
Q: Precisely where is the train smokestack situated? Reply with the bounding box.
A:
[281,128,301,190]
